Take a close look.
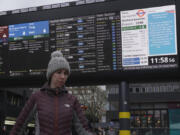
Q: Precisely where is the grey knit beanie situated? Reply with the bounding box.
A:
[46,50,70,80]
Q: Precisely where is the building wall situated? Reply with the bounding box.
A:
[0,88,33,134]
[107,82,180,135]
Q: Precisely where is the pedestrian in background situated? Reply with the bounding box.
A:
[106,123,116,135]
[10,50,96,135]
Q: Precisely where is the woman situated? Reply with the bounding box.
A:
[10,50,96,135]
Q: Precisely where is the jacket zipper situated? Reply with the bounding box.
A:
[54,91,59,135]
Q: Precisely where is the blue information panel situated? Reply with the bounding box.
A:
[28,21,49,36]
[9,21,49,41]
[148,11,176,55]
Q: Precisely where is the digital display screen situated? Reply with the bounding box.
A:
[121,5,178,69]
[0,1,178,85]
[9,21,49,41]
[0,13,122,78]
[49,13,121,73]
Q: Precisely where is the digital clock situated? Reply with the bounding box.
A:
[149,55,177,65]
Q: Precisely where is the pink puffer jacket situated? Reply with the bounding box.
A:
[10,85,95,135]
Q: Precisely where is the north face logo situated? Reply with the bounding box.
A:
[64,104,70,108]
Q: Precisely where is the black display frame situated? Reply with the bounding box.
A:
[0,0,179,87]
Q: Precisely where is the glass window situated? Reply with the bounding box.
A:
[140,111,147,128]
[161,110,168,128]
[147,87,152,93]
[135,88,140,93]
[130,103,170,132]
[147,110,153,128]
[141,104,153,109]
[142,88,145,93]
[155,86,160,93]
[154,103,168,109]
[134,111,141,128]
[154,110,161,128]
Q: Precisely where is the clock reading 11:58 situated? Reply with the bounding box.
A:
[149,55,177,65]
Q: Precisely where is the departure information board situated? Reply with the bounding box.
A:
[0,12,122,78]
[0,0,178,85]
[121,5,178,70]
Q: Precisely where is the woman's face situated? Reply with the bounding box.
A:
[50,69,69,88]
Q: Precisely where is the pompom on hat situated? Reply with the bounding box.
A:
[46,50,70,80]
